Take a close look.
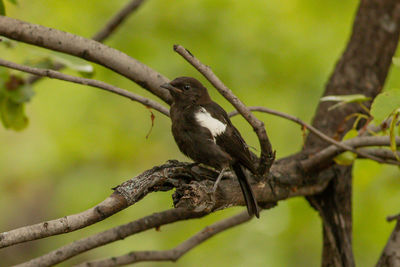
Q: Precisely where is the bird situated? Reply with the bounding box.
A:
[161,77,260,218]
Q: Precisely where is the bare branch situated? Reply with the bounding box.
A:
[229,106,385,164]
[16,209,208,267]
[2,135,396,251]
[0,58,170,116]
[376,215,400,267]
[301,136,400,171]
[27,0,147,84]
[76,211,252,267]
[358,148,400,161]
[173,44,274,175]
[0,16,172,104]
[15,152,336,266]
[0,194,127,249]
[92,0,147,42]
[0,161,191,248]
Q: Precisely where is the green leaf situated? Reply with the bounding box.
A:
[0,66,9,84]
[343,129,358,140]
[334,151,357,166]
[0,0,5,15]
[389,109,400,161]
[0,97,28,130]
[0,37,17,48]
[393,57,400,67]
[333,129,359,166]
[24,57,55,69]
[320,94,371,110]
[6,0,17,5]
[6,84,34,103]
[2,75,34,103]
[51,53,94,76]
[370,89,400,125]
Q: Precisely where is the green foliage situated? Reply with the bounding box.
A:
[333,129,358,166]
[370,89,400,125]
[0,97,28,130]
[0,68,33,130]
[389,109,400,160]
[50,53,94,77]
[320,94,371,110]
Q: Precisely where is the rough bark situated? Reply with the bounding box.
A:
[305,1,400,266]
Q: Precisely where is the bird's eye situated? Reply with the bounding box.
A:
[183,84,190,90]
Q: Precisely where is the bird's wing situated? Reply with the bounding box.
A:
[202,102,256,173]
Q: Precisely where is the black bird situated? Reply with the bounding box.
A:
[161,77,260,218]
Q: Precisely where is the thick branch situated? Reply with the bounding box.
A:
[376,215,400,267]
[16,209,207,267]
[0,58,170,116]
[0,16,172,104]
[76,211,252,267]
[173,44,274,174]
[304,1,400,266]
[2,134,396,251]
[0,194,127,249]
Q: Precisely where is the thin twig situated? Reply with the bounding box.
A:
[229,106,387,165]
[387,213,400,222]
[0,161,190,249]
[92,0,147,42]
[16,209,208,267]
[173,44,275,175]
[76,211,252,267]
[27,0,147,84]
[0,58,170,116]
[301,136,400,171]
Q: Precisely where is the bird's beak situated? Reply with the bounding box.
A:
[160,83,182,93]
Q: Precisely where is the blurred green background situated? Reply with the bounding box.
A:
[1,0,400,266]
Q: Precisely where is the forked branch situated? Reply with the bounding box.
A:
[76,211,252,267]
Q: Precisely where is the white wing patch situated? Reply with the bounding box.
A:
[195,107,227,140]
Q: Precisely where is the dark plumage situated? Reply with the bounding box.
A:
[161,77,259,218]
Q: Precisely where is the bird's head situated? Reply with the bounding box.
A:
[161,77,211,104]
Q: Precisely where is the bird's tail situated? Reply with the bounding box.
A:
[232,162,260,218]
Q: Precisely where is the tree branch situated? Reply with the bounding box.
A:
[173,44,275,175]
[0,16,172,104]
[27,0,147,84]
[2,134,397,251]
[0,194,128,249]
[229,106,386,164]
[15,209,208,267]
[304,0,400,266]
[301,136,400,171]
[92,0,147,42]
[0,161,192,248]
[376,214,400,267]
[76,211,252,267]
[0,58,170,116]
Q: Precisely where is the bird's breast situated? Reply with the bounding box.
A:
[194,107,227,138]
